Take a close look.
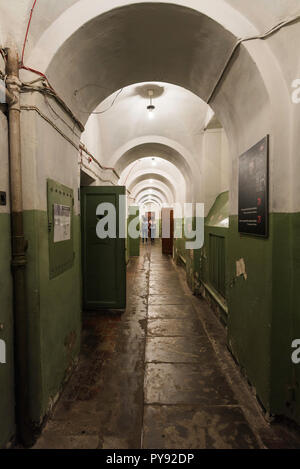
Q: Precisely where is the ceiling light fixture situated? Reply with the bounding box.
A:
[147,89,155,118]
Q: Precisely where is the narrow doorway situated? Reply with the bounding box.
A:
[80,186,126,310]
[161,208,174,255]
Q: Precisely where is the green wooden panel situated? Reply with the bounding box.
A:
[81,186,126,310]
[128,206,140,257]
[47,179,74,279]
[209,233,226,298]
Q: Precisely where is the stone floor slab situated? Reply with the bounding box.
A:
[144,363,238,405]
[143,405,261,449]
[145,336,215,363]
[148,304,196,319]
[147,318,206,337]
[148,295,191,305]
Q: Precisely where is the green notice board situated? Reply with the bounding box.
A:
[128,206,140,257]
[47,179,74,279]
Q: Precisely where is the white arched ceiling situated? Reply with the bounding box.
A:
[120,157,185,186]
[138,194,163,206]
[140,202,161,212]
[23,1,257,99]
[135,186,168,202]
[128,173,176,201]
[82,82,210,162]
[1,0,259,59]
[120,157,186,203]
[6,0,300,61]
[1,0,298,212]
[115,141,194,188]
[127,170,184,205]
[131,181,174,205]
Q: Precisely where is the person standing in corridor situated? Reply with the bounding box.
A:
[142,215,148,244]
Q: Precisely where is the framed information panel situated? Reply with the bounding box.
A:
[238,136,269,237]
[47,179,74,279]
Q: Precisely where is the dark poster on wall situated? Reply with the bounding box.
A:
[238,136,269,237]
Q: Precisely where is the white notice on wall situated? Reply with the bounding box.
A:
[53,204,71,243]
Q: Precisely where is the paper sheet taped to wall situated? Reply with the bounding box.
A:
[53,204,71,243]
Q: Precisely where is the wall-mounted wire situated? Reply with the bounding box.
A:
[19,0,53,83]
[21,80,85,131]
[74,87,124,115]
[0,48,7,63]
[207,13,300,104]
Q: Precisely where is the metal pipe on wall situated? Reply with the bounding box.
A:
[6,48,31,446]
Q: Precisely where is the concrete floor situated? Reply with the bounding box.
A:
[34,241,300,449]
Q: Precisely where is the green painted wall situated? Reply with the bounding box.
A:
[174,217,204,293]
[174,192,300,424]
[196,192,229,318]
[270,213,300,422]
[174,218,186,265]
[23,210,82,431]
[0,214,15,448]
[199,226,229,297]
[128,208,140,257]
[125,221,129,265]
[227,215,273,411]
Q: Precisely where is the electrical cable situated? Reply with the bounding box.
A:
[207,13,300,103]
[79,144,120,179]
[21,0,38,66]
[21,103,121,183]
[124,160,141,185]
[20,0,52,83]
[21,81,85,131]
[43,94,81,139]
[0,48,7,62]
[74,87,124,115]
[80,162,118,186]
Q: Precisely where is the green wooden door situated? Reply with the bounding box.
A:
[81,186,126,310]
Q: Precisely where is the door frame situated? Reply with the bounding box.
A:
[80,186,126,310]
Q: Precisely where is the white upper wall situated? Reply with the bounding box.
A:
[201,128,230,216]
[1,0,300,213]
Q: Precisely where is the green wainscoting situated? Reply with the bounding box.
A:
[23,210,82,432]
[0,213,15,448]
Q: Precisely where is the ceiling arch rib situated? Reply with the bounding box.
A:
[27,1,260,121]
[141,201,161,209]
[137,193,166,205]
[138,194,163,205]
[25,0,259,73]
[116,143,192,184]
[128,173,176,201]
[131,180,174,204]
[133,187,170,204]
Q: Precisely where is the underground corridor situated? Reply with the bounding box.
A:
[1,0,300,452]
